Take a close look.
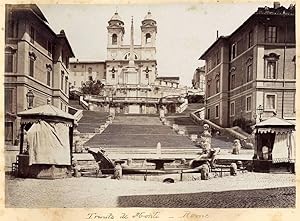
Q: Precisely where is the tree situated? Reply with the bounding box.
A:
[81,80,104,95]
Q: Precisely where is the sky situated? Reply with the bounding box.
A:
[38,1,294,86]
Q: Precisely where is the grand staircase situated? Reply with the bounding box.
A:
[69,99,109,134]
[166,103,233,149]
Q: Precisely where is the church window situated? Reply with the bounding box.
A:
[112,73,115,79]
[112,34,117,45]
[124,53,138,60]
[146,33,151,43]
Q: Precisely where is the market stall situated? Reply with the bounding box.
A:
[17,104,75,179]
[253,117,295,173]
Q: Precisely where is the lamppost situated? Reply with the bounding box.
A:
[257,105,263,122]
[26,90,34,109]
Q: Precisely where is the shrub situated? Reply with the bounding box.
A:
[81,80,104,95]
[232,117,255,134]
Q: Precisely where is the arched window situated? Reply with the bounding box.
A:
[124,53,138,60]
[112,34,117,45]
[146,33,151,43]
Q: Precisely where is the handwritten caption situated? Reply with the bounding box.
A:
[85,211,209,220]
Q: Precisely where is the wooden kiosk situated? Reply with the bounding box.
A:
[253,117,295,173]
[17,104,75,179]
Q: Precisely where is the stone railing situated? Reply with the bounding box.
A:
[85,95,161,104]
[224,127,248,140]
[68,106,83,124]
[80,96,89,110]
[177,98,188,113]
[190,110,248,141]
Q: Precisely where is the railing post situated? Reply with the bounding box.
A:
[144,169,148,181]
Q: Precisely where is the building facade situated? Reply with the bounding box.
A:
[81,11,185,115]
[200,3,295,127]
[192,66,206,92]
[4,4,74,143]
[69,61,106,90]
[106,11,157,86]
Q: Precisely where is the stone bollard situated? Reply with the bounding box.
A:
[231,139,241,155]
[114,163,122,180]
[200,163,210,180]
[230,163,238,176]
[72,160,81,177]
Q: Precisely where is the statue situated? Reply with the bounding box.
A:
[199,124,212,152]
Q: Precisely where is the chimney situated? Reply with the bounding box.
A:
[274,2,280,9]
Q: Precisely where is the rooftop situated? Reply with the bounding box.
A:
[255,117,295,128]
[18,104,75,120]
[70,60,105,64]
[110,12,123,21]
[143,11,155,21]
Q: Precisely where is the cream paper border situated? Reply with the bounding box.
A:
[0,0,298,220]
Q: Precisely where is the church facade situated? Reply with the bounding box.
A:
[106,12,157,86]
[80,11,185,115]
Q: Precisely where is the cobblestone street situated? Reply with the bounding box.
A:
[118,187,295,208]
[6,172,295,208]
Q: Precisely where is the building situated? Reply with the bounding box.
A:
[156,77,180,88]
[4,4,74,144]
[69,60,106,90]
[200,2,295,128]
[106,11,157,86]
[192,66,206,92]
[81,11,185,114]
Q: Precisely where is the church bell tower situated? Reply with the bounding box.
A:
[107,12,124,57]
[141,11,157,48]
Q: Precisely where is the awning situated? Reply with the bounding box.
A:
[257,128,294,134]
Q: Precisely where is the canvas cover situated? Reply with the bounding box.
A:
[272,131,295,163]
[272,132,289,163]
[289,131,296,163]
[27,120,71,165]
